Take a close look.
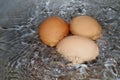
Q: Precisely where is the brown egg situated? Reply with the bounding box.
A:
[56,35,99,65]
[38,16,69,47]
[70,16,102,40]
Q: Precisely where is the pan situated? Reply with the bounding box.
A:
[0,0,120,80]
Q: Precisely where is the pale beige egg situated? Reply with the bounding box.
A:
[70,16,102,40]
[56,35,99,65]
[38,16,69,47]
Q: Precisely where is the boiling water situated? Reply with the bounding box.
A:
[0,0,120,80]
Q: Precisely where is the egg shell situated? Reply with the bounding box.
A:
[39,16,69,47]
[70,16,102,40]
[56,35,99,64]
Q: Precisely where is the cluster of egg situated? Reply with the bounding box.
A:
[38,16,102,65]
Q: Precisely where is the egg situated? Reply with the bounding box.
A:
[38,16,69,47]
[56,35,99,65]
[70,16,102,40]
